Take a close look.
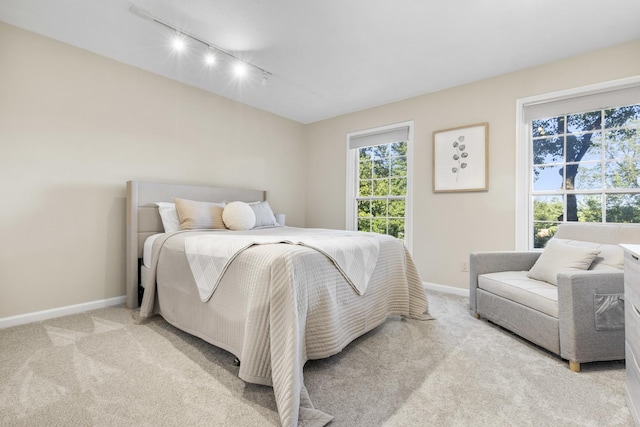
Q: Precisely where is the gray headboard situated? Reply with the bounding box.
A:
[125,181,266,309]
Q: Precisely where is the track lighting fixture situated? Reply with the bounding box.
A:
[129,4,271,84]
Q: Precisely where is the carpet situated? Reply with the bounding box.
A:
[0,291,632,426]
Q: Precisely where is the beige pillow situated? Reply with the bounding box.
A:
[527,239,600,285]
[174,198,226,230]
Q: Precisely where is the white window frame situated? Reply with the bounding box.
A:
[515,76,640,250]
[346,120,414,253]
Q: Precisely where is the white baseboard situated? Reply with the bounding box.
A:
[1,285,464,329]
[423,282,468,297]
[0,295,127,329]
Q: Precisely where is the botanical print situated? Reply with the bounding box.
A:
[433,123,488,192]
[451,135,469,182]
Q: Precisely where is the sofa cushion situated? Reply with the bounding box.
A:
[527,239,600,285]
[478,271,559,318]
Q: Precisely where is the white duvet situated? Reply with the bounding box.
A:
[140,227,431,427]
[184,229,380,301]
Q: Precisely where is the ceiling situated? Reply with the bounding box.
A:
[1,0,640,124]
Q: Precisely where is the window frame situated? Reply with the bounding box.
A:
[516,76,640,250]
[346,121,414,252]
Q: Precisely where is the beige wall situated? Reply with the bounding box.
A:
[0,23,306,318]
[2,20,639,319]
[305,39,640,290]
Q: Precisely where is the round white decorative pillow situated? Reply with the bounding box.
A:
[222,201,256,231]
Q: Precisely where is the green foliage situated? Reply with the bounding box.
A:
[357,218,370,232]
[356,141,407,240]
[531,104,640,228]
[358,200,370,217]
[358,180,372,197]
[388,199,405,217]
[390,178,406,196]
[533,222,558,248]
[577,195,602,222]
[606,194,640,223]
[532,197,562,248]
[359,159,372,179]
[533,196,563,221]
[374,179,389,196]
[388,219,405,239]
[371,200,386,217]
[374,159,389,178]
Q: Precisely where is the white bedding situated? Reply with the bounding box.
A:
[184,229,380,301]
[140,227,431,427]
[142,233,164,268]
[143,227,284,268]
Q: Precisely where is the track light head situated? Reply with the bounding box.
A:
[172,33,185,51]
[204,49,216,65]
[233,61,248,78]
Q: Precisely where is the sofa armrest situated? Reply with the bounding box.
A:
[557,270,625,363]
[469,251,542,314]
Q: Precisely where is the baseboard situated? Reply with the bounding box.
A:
[423,282,468,297]
[1,285,464,329]
[0,295,127,329]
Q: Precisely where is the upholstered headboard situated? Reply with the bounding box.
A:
[125,181,266,309]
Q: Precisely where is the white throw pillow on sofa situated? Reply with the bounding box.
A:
[527,239,600,285]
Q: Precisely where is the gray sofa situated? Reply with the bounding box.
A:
[469,223,640,371]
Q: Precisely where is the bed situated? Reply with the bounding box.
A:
[125,180,431,427]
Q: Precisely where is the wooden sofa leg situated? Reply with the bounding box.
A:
[569,361,580,372]
[472,312,481,319]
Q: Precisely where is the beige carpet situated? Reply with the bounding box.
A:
[0,291,633,426]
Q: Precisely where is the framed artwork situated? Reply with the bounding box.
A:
[433,122,489,192]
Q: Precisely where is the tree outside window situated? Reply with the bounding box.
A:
[357,141,407,240]
[531,103,640,247]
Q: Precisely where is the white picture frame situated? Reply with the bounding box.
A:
[433,123,489,193]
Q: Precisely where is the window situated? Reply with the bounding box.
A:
[346,122,413,250]
[517,79,640,249]
[531,103,640,247]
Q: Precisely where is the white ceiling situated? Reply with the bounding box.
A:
[1,0,640,124]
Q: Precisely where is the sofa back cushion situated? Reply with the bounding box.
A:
[554,223,640,245]
[552,238,624,271]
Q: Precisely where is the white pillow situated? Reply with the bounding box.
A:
[527,239,600,285]
[155,202,180,232]
[223,201,256,231]
[248,201,279,227]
